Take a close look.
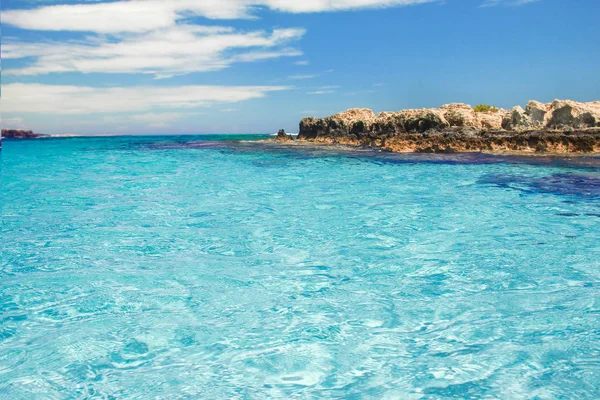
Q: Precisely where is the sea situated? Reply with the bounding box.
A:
[1,135,599,399]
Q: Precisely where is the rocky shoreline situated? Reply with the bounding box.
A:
[1,129,45,139]
[285,100,600,154]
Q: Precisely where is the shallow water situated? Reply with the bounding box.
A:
[2,135,599,399]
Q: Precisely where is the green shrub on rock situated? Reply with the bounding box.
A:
[473,104,499,113]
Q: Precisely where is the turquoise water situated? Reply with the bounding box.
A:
[1,135,599,399]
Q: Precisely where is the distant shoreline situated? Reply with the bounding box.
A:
[1,132,277,139]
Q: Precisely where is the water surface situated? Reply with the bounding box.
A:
[2,135,599,398]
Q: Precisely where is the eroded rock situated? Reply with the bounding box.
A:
[476,112,504,130]
[275,129,293,142]
[440,103,479,128]
[526,100,549,126]
[395,109,449,133]
[547,100,600,129]
[502,106,533,131]
[296,99,600,154]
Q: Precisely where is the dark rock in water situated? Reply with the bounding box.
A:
[275,129,293,142]
[1,129,44,139]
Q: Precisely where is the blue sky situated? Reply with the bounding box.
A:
[2,0,599,135]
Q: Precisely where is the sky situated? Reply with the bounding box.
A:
[2,0,599,135]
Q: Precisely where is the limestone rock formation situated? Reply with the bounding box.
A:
[396,109,449,133]
[502,106,532,131]
[526,100,549,126]
[332,108,376,124]
[476,112,504,130]
[296,99,600,154]
[379,131,600,154]
[275,129,293,142]
[440,103,479,128]
[546,100,600,129]
[440,103,507,130]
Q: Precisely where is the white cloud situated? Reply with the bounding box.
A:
[345,89,376,95]
[1,117,28,130]
[2,83,289,114]
[1,0,438,131]
[294,60,310,66]
[307,85,340,94]
[2,0,437,77]
[307,90,335,95]
[480,0,540,6]
[288,74,318,80]
[3,26,305,76]
[3,0,438,34]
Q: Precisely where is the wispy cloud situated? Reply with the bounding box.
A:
[1,0,439,131]
[480,0,541,7]
[307,85,340,95]
[2,0,437,78]
[345,89,376,96]
[288,74,318,80]
[307,90,335,95]
[2,83,290,114]
[3,1,440,34]
[3,26,305,77]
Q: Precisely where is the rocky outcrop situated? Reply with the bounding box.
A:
[379,131,600,154]
[477,112,504,130]
[396,109,450,133]
[275,129,293,142]
[296,100,600,154]
[500,100,600,131]
[546,100,600,129]
[526,100,549,126]
[440,103,479,128]
[1,129,43,139]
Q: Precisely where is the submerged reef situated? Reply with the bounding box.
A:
[296,100,600,154]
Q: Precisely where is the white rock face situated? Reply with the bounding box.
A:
[497,100,600,131]
[547,100,600,129]
[476,112,504,130]
[502,106,532,130]
[298,99,600,139]
[331,108,375,124]
[440,103,479,128]
[526,100,549,126]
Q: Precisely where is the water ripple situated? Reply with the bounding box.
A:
[1,136,599,398]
